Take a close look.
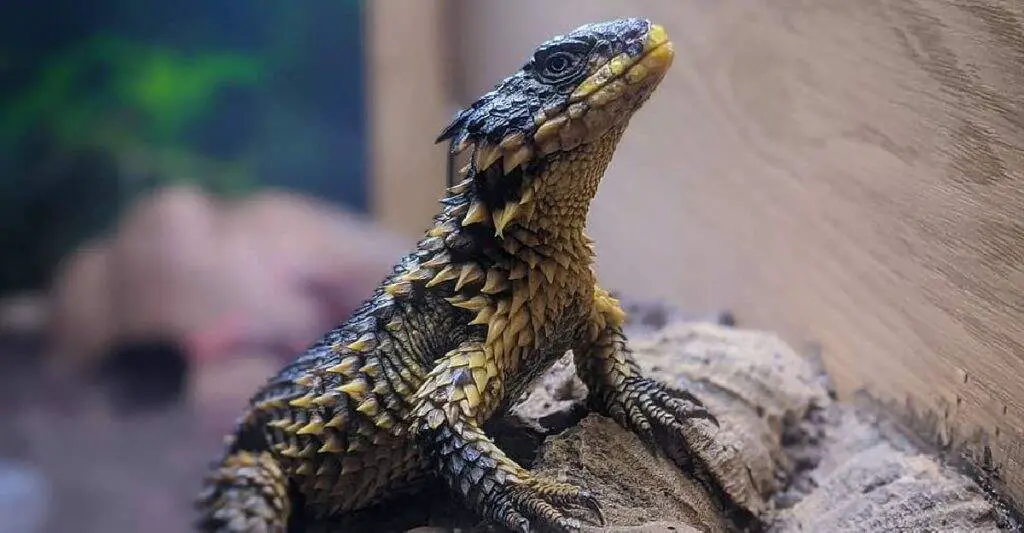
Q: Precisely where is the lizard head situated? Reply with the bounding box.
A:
[436,18,674,236]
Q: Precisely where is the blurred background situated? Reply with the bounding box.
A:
[1,1,1021,532]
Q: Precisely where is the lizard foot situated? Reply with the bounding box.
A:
[598,376,762,527]
[610,376,719,455]
[489,474,604,533]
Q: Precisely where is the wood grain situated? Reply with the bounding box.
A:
[450,0,1024,504]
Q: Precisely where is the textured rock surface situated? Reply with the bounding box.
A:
[770,405,1009,532]
[381,302,1017,532]
[506,318,830,532]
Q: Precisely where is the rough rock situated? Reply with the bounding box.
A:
[770,405,1009,532]
[378,301,1016,532]
[504,319,832,532]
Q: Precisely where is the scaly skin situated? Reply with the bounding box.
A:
[196,18,752,533]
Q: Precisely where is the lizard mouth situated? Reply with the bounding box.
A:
[568,23,674,106]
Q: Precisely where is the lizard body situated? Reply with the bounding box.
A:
[197,18,748,533]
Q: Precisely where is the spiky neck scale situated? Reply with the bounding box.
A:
[383,17,675,384]
[430,17,673,271]
[437,129,619,285]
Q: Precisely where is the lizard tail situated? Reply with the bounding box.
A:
[195,449,292,532]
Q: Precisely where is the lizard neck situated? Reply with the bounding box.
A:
[401,129,632,386]
[421,124,630,319]
[490,124,630,320]
[522,123,627,239]
[503,123,628,278]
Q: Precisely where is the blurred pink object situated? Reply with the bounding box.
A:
[45,185,410,378]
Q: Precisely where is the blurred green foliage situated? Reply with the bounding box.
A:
[4,35,262,144]
[0,1,366,294]
[2,35,265,194]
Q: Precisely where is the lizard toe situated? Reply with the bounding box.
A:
[494,477,603,533]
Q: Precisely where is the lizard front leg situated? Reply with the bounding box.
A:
[411,341,602,533]
[573,286,751,523]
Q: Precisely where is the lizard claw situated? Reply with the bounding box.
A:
[589,375,723,488]
[578,490,606,526]
[556,516,583,531]
[598,376,762,527]
[540,483,605,528]
[486,477,603,533]
[659,384,719,427]
[616,376,719,440]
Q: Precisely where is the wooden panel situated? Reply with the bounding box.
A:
[454,0,1024,503]
[365,0,453,236]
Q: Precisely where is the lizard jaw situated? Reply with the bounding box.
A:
[568,23,673,105]
[455,22,676,179]
[528,24,675,158]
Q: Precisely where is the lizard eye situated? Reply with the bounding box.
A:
[533,43,587,85]
[544,52,573,74]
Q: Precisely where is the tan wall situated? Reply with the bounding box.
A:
[435,0,1024,503]
[365,0,454,236]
